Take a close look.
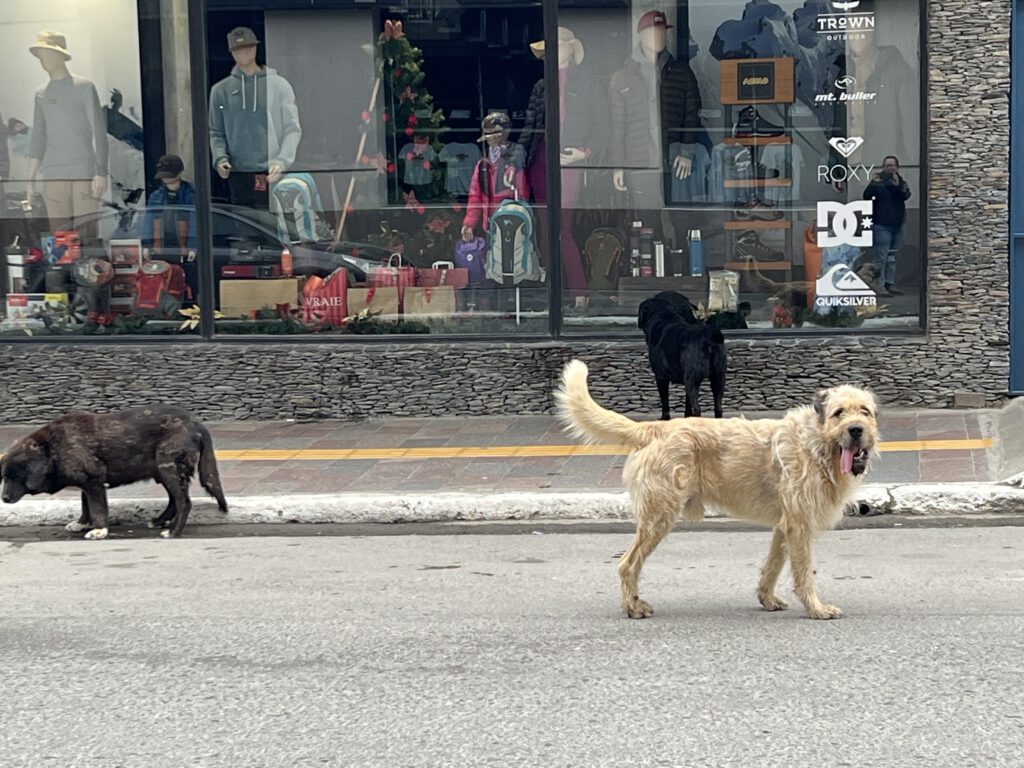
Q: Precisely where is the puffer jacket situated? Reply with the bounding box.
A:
[608,50,703,168]
[518,69,608,166]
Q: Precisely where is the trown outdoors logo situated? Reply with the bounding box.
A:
[815,264,877,309]
[817,200,874,248]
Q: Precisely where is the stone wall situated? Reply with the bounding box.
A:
[0,1,1014,423]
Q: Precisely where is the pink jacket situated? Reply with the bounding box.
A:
[462,143,530,232]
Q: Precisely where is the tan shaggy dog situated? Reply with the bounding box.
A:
[555,360,880,620]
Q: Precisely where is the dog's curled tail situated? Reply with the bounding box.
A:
[197,425,229,513]
[556,360,657,449]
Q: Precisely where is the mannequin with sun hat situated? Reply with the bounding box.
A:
[25,30,109,240]
[518,26,606,307]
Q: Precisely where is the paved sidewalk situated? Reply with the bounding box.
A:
[0,408,1000,503]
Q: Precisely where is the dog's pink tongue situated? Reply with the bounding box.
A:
[840,447,855,475]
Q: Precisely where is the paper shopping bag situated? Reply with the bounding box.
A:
[301,268,348,326]
[347,286,400,319]
[403,285,457,318]
[416,260,470,289]
[367,253,416,307]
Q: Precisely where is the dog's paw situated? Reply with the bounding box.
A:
[806,603,843,620]
[147,518,172,530]
[758,592,789,611]
[84,528,109,540]
[65,521,92,533]
[624,597,654,619]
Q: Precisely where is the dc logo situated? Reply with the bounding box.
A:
[817,201,873,248]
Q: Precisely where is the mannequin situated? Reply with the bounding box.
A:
[608,11,702,211]
[25,31,109,241]
[521,27,605,308]
[209,26,302,209]
[461,112,529,238]
[836,11,916,168]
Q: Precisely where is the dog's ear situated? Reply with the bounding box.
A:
[812,389,830,422]
[21,439,52,492]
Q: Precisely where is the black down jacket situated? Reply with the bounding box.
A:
[608,52,703,168]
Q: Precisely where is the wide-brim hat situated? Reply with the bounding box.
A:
[30,30,72,61]
[529,27,585,66]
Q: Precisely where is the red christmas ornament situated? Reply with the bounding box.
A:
[408,114,418,125]
[360,154,369,165]
[386,162,396,173]
[361,111,370,122]
[382,111,390,122]
[404,127,414,137]
[415,205,426,215]
[422,161,430,170]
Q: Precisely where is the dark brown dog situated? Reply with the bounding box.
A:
[1,405,228,539]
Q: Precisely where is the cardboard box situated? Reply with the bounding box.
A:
[4,293,69,321]
[347,286,399,319]
[219,277,303,318]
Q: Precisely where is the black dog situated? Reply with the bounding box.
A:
[638,291,727,420]
[1,405,228,539]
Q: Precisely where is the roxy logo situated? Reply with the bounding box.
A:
[815,76,877,104]
[814,264,877,308]
[817,200,873,248]
[829,136,864,159]
[817,164,875,184]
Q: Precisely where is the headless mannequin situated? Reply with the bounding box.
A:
[612,25,692,193]
[214,44,285,186]
[26,49,108,232]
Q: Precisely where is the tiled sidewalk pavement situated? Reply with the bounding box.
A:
[0,410,997,503]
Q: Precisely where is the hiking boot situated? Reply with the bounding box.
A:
[735,230,786,262]
[732,107,786,138]
[733,202,784,222]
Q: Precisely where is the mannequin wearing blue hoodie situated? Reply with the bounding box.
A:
[209,27,301,208]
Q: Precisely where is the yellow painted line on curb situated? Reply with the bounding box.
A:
[214,438,992,462]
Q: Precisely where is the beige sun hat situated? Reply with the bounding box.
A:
[30,30,72,61]
[529,27,584,65]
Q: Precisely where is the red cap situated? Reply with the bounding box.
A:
[637,10,673,32]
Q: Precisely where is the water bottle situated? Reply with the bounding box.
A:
[688,229,704,277]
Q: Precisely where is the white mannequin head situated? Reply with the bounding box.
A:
[638,25,667,56]
[35,48,69,76]
[231,44,258,69]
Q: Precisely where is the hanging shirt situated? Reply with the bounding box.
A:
[399,141,438,186]
[438,142,481,196]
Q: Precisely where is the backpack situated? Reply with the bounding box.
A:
[453,236,488,286]
[271,173,325,244]
[485,198,542,286]
[582,227,627,290]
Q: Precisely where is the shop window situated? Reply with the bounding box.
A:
[555,0,923,333]
[205,1,547,336]
[0,2,197,337]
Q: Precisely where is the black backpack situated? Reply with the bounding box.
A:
[583,227,627,290]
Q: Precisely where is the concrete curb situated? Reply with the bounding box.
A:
[2,483,1024,529]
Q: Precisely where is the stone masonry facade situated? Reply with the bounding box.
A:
[0,1,1013,423]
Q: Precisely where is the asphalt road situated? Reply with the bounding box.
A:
[2,527,1023,767]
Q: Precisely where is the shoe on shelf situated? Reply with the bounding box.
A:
[732,107,786,138]
[733,207,784,222]
[735,230,786,262]
[885,284,904,296]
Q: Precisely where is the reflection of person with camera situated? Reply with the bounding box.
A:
[863,155,911,298]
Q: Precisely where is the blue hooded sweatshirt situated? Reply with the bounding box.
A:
[209,66,302,172]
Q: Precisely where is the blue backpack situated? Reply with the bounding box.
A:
[485,198,542,286]
[271,173,326,244]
